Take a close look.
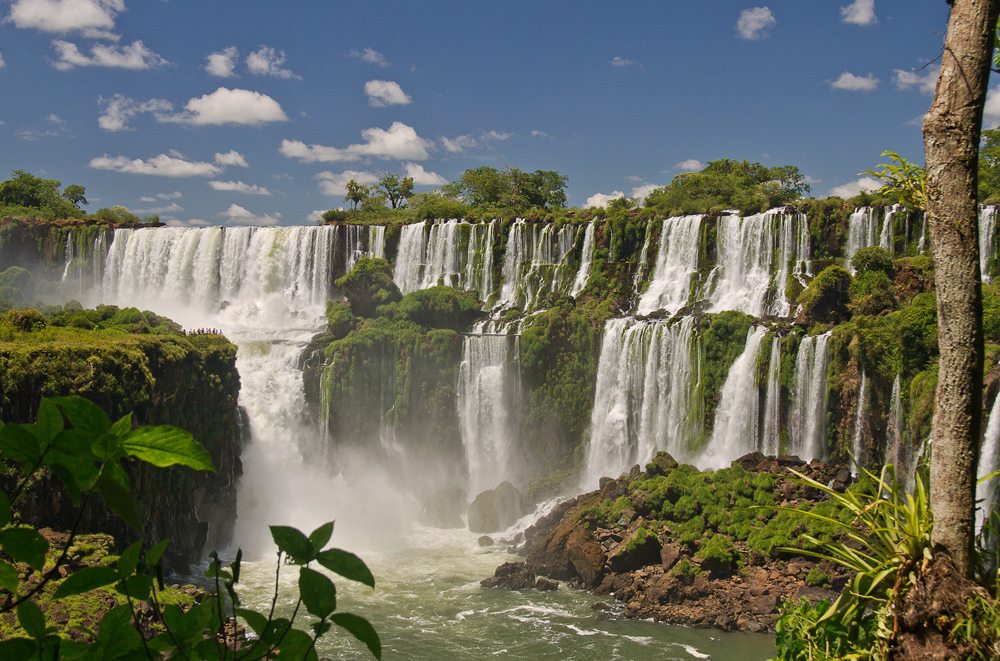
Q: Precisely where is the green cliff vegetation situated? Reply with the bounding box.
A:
[0,170,159,225]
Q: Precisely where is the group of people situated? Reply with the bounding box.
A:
[185,327,222,336]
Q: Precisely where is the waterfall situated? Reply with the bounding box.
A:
[394,219,496,301]
[636,215,703,316]
[705,326,767,468]
[457,325,521,495]
[978,393,1000,533]
[981,205,998,283]
[761,336,781,456]
[788,333,831,462]
[498,220,579,310]
[845,207,880,272]
[632,221,655,292]
[851,372,868,475]
[583,316,699,487]
[879,205,897,253]
[770,211,811,317]
[886,374,912,486]
[570,220,596,296]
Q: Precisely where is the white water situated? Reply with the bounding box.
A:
[761,336,782,456]
[788,333,831,462]
[570,220,596,296]
[977,393,1000,533]
[981,205,998,284]
[845,207,879,272]
[394,220,495,298]
[886,374,914,490]
[635,215,703,316]
[851,372,868,475]
[498,220,579,310]
[705,326,767,468]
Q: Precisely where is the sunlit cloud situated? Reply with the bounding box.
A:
[315,170,379,196]
[217,203,281,226]
[51,40,168,70]
[246,46,299,79]
[350,47,389,67]
[673,159,703,172]
[841,0,877,26]
[584,191,625,208]
[281,122,433,162]
[209,180,272,195]
[89,152,224,177]
[160,88,288,126]
[480,130,512,141]
[97,94,172,131]
[403,162,446,186]
[894,65,939,95]
[828,176,882,198]
[611,56,638,67]
[441,134,477,153]
[215,150,249,167]
[6,0,124,40]
[830,71,879,91]
[134,202,183,214]
[736,7,776,40]
[205,46,239,77]
[365,80,412,107]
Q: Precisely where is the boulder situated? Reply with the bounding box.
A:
[468,481,531,533]
[481,561,535,590]
[478,535,494,547]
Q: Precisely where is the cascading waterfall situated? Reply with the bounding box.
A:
[851,372,868,475]
[457,323,522,495]
[886,374,913,487]
[498,220,579,310]
[770,211,811,317]
[583,317,699,487]
[570,220,596,296]
[981,205,998,283]
[761,336,782,456]
[631,221,655,292]
[845,207,879,272]
[705,327,767,468]
[788,333,831,462]
[394,219,496,301]
[635,215,703,316]
[879,205,897,253]
[977,393,1000,533]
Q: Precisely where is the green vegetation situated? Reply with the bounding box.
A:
[0,170,87,222]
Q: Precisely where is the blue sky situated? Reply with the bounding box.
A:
[0,1,979,226]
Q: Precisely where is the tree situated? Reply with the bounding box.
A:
[442,166,505,207]
[441,166,568,212]
[860,151,927,211]
[60,184,87,208]
[922,0,999,582]
[344,179,370,210]
[374,172,414,209]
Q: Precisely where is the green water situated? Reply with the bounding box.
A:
[234,526,776,661]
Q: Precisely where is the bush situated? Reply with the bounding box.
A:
[796,265,852,325]
[849,270,897,316]
[850,246,894,276]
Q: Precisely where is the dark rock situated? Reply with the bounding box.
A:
[645,451,679,477]
[468,481,531,533]
[660,543,682,572]
[608,523,661,573]
[481,561,535,590]
[478,535,494,547]
[535,578,559,591]
[421,486,468,529]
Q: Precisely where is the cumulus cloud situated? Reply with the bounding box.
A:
[736,7,776,40]
[0,53,5,67]
[828,176,882,198]
[350,47,389,67]
[315,170,380,196]
[441,134,477,153]
[481,130,512,141]
[531,130,553,140]
[89,152,224,177]
[134,201,183,214]
[161,88,288,126]
[6,0,124,40]
[246,46,299,79]
[673,159,703,172]
[830,71,879,91]
[139,191,182,202]
[611,56,637,67]
[218,203,281,226]
[164,218,211,228]
[214,150,248,167]
[209,180,271,195]
[894,65,939,95]
[630,183,660,202]
[584,191,625,208]
[841,0,877,26]
[98,94,172,131]
[364,80,411,107]
[402,162,446,186]
[205,46,239,77]
[984,84,1000,128]
[51,39,169,70]
[280,122,433,162]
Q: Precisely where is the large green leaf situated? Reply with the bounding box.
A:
[1,527,49,571]
[308,521,334,555]
[120,426,215,471]
[0,637,38,660]
[96,472,143,532]
[17,600,46,640]
[274,627,318,661]
[235,608,268,636]
[299,567,337,619]
[270,526,313,564]
[0,424,42,467]
[34,398,64,445]
[0,560,19,593]
[117,541,142,580]
[316,548,375,589]
[331,612,381,660]
[49,396,112,436]
[53,566,119,599]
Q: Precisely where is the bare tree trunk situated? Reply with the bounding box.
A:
[923,0,999,576]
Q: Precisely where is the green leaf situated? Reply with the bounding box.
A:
[316,548,376,589]
[96,605,143,655]
[110,413,132,437]
[34,398,64,445]
[120,426,215,472]
[270,526,313,564]
[299,567,337,619]
[0,560,19,593]
[1,527,50,571]
[53,566,119,599]
[49,396,112,436]
[274,628,318,661]
[121,574,153,601]
[0,637,39,660]
[309,521,334,555]
[17,600,46,639]
[332,612,381,659]
[0,424,43,466]
[235,608,268,636]
[230,548,242,584]
[96,471,142,532]
[117,541,142,580]
[145,539,170,567]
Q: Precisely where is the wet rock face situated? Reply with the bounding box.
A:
[480,562,535,590]
[467,481,532,533]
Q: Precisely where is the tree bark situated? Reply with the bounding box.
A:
[923,0,999,576]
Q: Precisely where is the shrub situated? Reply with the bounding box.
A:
[850,246,894,276]
[796,265,852,325]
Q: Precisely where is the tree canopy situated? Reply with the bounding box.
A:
[0,170,87,220]
[442,166,568,211]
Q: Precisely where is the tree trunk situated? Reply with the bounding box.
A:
[923,0,999,576]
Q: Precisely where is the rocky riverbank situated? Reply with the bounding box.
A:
[483,451,856,633]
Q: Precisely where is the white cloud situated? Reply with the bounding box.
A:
[350,48,389,67]
[736,7,776,40]
[894,65,939,95]
[828,176,882,198]
[364,80,412,107]
[218,203,281,226]
[16,113,70,140]
[585,191,625,208]
[611,56,637,67]
[89,153,224,177]
[161,88,288,126]
[97,94,172,131]
[531,130,553,140]
[441,134,477,153]
[830,71,879,91]
[280,122,433,162]
[402,162,446,186]
[0,53,5,68]
[214,150,248,167]
[630,183,659,201]
[134,202,183,214]
[315,170,379,196]
[209,180,271,195]
[205,46,239,77]
[51,39,169,70]
[164,218,210,227]
[480,130,512,141]
[140,191,182,202]
[6,0,124,40]
[246,46,299,79]
[841,0,877,26]
[984,84,1000,128]
[673,159,703,172]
